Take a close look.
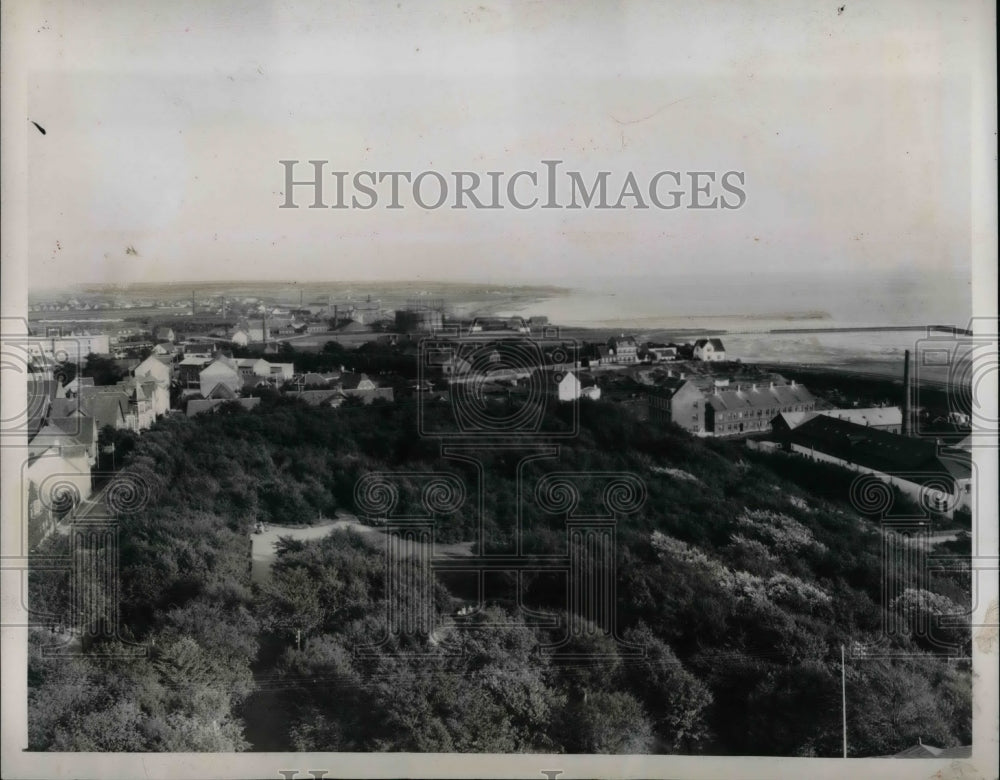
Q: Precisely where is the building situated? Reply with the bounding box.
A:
[705,380,815,436]
[186,397,261,416]
[26,439,92,542]
[152,326,176,343]
[77,386,130,432]
[178,355,215,388]
[645,344,678,362]
[133,355,172,416]
[773,406,903,435]
[396,304,444,333]
[539,369,601,402]
[607,336,639,364]
[782,415,971,516]
[693,338,726,361]
[339,372,377,391]
[646,378,707,434]
[543,370,581,402]
[199,357,242,398]
[33,417,98,466]
[25,332,111,364]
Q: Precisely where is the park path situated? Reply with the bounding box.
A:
[250,514,473,585]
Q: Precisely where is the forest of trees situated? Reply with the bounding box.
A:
[28,394,971,754]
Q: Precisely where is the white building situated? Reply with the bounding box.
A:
[693,338,726,361]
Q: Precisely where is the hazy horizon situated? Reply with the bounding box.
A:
[26,1,975,290]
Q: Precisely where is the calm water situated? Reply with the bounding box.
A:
[500,270,974,370]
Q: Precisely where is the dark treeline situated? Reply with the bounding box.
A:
[28,396,971,754]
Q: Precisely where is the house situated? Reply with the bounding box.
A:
[151,342,179,358]
[78,386,130,432]
[693,338,726,361]
[705,380,815,436]
[62,376,95,398]
[117,377,157,431]
[152,326,176,343]
[133,355,172,416]
[541,369,582,401]
[199,357,242,398]
[285,389,348,408]
[342,387,395,404]
[230,328,250,347]
[783,415,972,516]
[186,397,262,417]
[26,440,92,538]
[206,382,240,400]
[33,416,98,466]
[645,343,678,362]
[269,362,295,381]
[177,355,215,388]
[607,336,639,364]
[234,358,272,379]
[300,372,332,387]
[339,372,377,391]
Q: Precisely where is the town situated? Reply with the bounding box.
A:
[24,288,972,548]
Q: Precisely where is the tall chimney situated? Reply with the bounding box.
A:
[902,349,911,437]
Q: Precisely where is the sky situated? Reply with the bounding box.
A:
[21,0,982,288]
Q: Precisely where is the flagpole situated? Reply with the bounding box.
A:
[841,644,848,758]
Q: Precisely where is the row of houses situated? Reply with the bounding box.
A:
[583,337,727,367]
[647,376,816,436]
[23,353,177,545]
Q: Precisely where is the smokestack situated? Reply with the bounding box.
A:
[902,349,911,437]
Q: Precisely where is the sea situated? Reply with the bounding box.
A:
[495,270,977,383]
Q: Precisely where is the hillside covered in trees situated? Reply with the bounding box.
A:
[28,395,971,755]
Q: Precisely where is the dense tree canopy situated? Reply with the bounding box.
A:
[28,395,971,754]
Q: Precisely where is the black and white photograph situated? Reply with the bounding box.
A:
[1,2,997,778]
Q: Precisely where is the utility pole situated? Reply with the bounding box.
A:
[841,644,848,758]
[295,627,301,652]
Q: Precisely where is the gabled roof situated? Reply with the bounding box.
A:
[339,372,373,390]
[342,387,395,404]
[48,398,79,418]
[82,392,129,431]
[206,382,239,400]
[285,389,347,406]
[186,397,261,417]
[48,416,96,447]
[27,377,59,436]
[694,338,725,350]
[707,383,814,411]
